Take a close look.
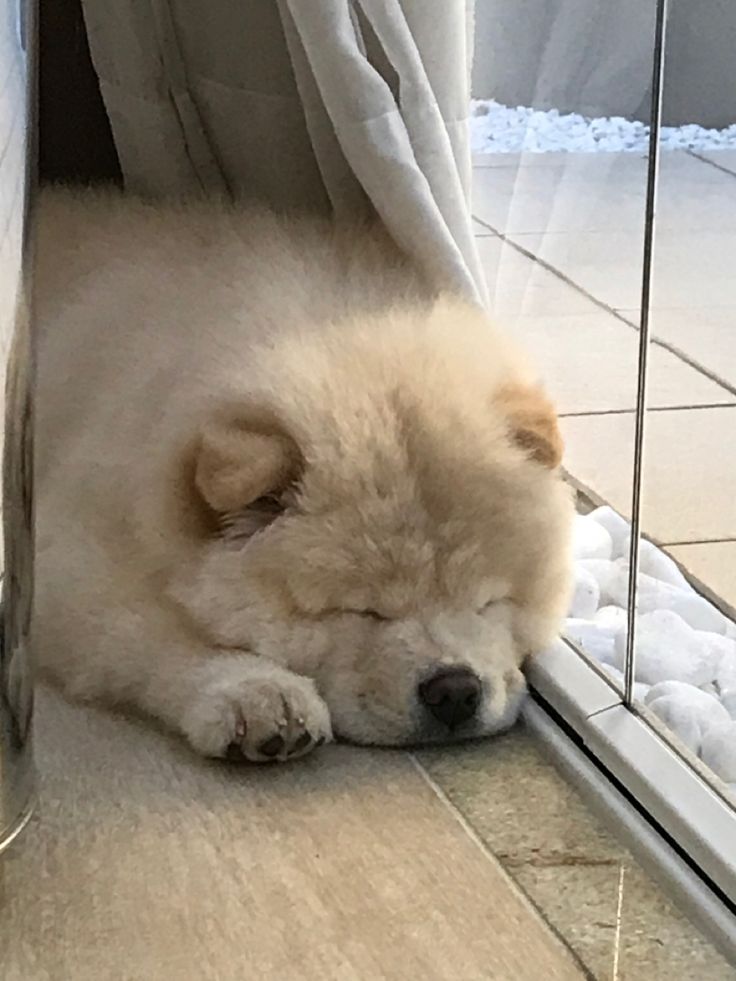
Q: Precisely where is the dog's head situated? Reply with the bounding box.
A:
[173,299,573,746]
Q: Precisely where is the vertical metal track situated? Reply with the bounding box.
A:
[624,0,670,705]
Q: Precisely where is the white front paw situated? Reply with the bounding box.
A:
[181,655,332,762]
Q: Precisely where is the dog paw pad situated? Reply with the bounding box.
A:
[182,660,332,763]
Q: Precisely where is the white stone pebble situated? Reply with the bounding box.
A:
[576,559,618,604]
[565,618,616,664]
[613,611,720,686]
[700,723,736,783]
[720,690,736,720]
[717,656,736,720]
[562,510,736,782]
[601,566,729,634]
[714,642,736,684]
[568,566,600,619]
[643,681,731,760]
[646,695,728,755]
[649,589,731,635]
[646,701,699,753]
[572,514,613,561]
[643,680,724,710]
[587,506,630,559]
[621,536,692,590]
[594,605,628,633]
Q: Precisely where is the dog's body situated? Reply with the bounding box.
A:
[34,187,573,761]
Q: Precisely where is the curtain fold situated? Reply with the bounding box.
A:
[79,0,485,304]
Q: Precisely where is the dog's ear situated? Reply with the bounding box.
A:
[495,382,564,469]
[194,420,300,514]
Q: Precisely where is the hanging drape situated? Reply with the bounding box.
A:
[78,0,486,304]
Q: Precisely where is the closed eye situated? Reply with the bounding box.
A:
[347,609,389,622]
[217,494,287,544]
[250,494,286,516]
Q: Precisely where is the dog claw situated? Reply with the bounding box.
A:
[259,734,286,758]
[292,731,312,754]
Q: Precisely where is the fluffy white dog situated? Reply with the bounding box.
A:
[33,188,573,762]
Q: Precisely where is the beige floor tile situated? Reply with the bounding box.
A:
[473,151,736,235]
[472,150,711,173]
[560,407,736,542]
[0,688,583,981]
[667,542,736,612]
[417,730,734,981]
[473,151,579,169]
[507,229,642,309]
[476,236,599,320]
[617,306,736,392]
[473,161,646,236]
[614,864,736,981]
[509,863,626,981]
[418,730,625,869]
[510,313,732,413]
[508,229,736,311]
[514,863,736,981]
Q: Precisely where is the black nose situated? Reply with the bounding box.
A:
[418,667,482,729]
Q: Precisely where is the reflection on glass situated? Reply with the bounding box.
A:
[470,4,657,702]
[634,0,736,799]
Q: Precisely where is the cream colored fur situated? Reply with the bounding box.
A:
[34,186,573,762]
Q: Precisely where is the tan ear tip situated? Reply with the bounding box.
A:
[496,382,564,469]
[515,426,564,468]
[193,424,299,513]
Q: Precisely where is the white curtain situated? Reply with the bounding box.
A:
[79,0,486,304]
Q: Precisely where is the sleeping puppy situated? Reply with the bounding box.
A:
[33,187,573,762]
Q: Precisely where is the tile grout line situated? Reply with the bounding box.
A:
[509,229,736,397]
[406,752,535,877]
[472,212,736,399]
[406,752,595,978]
[662,538,736,547]
[474,217,640,329]
[472,215,500,236]
[686,149,736,181]
[638,336,736,397]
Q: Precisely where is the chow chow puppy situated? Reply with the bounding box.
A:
[33,187,573,763]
